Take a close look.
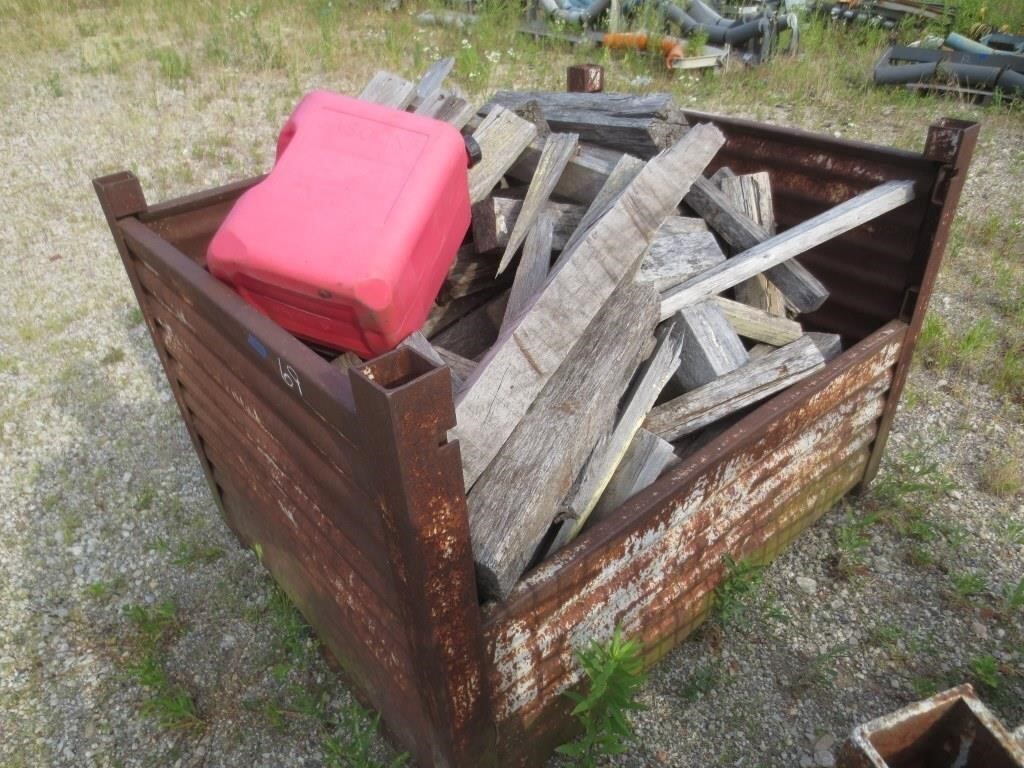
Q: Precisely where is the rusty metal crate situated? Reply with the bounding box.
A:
[94,114,978,768]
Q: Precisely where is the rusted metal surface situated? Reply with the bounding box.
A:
[95,112,976,768]
[838,684,1024,767]
[566,63,604,93]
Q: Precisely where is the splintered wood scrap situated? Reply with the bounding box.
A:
[663,180,918,317]
[721,172,788,317]
[421,291,495,338]
[708,166,737,188]
[468,106,539,205]
[685,176,830,313]
[506,140,622,204]
[422,94,476,129]
[330,351,364,370]
[497,132,579,274]
[430,291,509,360]
[560,153,645,258]
[643,224,725,297]
[590,428,678,521]
[548,318,685,553]
[467,281,659,599]
[500,212,554,335]
[806,331,843,361]
[673,299,749,390]
[358,71,416,109]
[441,245,507,301]
[713,296,803,346]
[409,56,454,110]
[453,123,727,488]
[644,335,827,442]
[435,346,476,387]
[485,91,688,158]
[471,197,585,254]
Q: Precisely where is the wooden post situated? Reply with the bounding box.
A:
[351,351,496,768]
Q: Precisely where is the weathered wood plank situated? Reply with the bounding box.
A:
[506,141,622,204]
[674,299,749,390]
[468,107,539,205]
[806,331,843,361]
[500,212,554,334]
[468,281,659,599]
[358,71,416,109]
[550,319,686,551]
[435,346,476,385]
[454,124,726,487]
[410,56,454,110]
[646,336,827,441]
[721,172,788,317]
[425,93,476,129]
[421,291,496,339]
[441,244,505,301]
[708,165,736,188]
[591,429,679,520]
[397,332,462,389]
[685,176,830,312]
[642,226,725,296]
[498,133,579,274]
[430,291,509,360]
[560,153,646,258]
[330,351,363,370]
[485,91,687,158]
[664,180,917,317]
[472,197,584,255]
[713,296,803,346]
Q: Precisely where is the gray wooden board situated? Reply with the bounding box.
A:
[430,291,509,360]
[358,71,416,109]
[468,107,539,205]
[722,172,788,317]
[713,296,803,346]
[330,351,363,370]
[410,56,454,109]
[435,346,476,388]
[506,140,621,204]
[806,331,843,361]
[426,94,476,128]
[472,197,584,254]
[708,166,737,188]
[498,132,579,274]
[467,281,659,599]
[500,212,553,335]
[645,335,827,442]
[484,91,687,158]
[422,291,496,339]
[549,318,685,552]
[684,176,830,313]
[453,123,726,488]
[591,428,678,521]
[674,299,750,391]
[560,153,646,258]
[442,244,505,301]
[664,180,917,317]
[642,227,725,296]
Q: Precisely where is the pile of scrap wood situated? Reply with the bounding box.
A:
[349,63,917,600]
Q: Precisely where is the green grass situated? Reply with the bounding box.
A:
[979,447,1023,498]
[711,555,765,628]
[172,540,225,567]
[969,654,1002,690]
[834,509,880,577]
[949,571,986,600]
[100,347,125,365]
[679,662,722,703]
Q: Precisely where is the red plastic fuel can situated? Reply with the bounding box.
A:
[207,91,471,358]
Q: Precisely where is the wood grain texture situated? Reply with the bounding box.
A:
[498,132,579,274]
[454,123,726,488]
[501,212,554,335]
[426,94,476,129]
[358,71,416,109]
[643,227,725,298]
[468,107,539,205]
[560,153,645,258]
[471,197,584,254]
[647,335,827,441]
[506,141,621,204]
[721,172,787,317]
[806,331,843,361]
[421,291,496,339]
[431,291,509,360]
[550,319,686,551]
[674,300,749,390]
[467,281,659,599]
[410,56,454,110]
[714,296,803,346]
[684,176,830,313]
[664,180,917,317]
[708,166,737,188]
[591,429,679,521]
[486,91,687,158]
[435,346,477,384]
[441,244,505,301]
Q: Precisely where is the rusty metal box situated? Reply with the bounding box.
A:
[94,114,978,768]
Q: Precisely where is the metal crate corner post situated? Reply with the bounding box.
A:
[92,172,227,519]
[859,117,980,490]
[350,348,497,768]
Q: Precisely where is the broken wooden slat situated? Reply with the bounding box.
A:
[685,176,830,313]
[645,335,827,441]
[430,291,509,360]
[664,180,917,317]
[435,346,476,384]
[674,299,750,390]
[424,93,476,128]
[713,296,803,346]
[358,71,416,109]
[330,351,363,370]
[472,197,584,254]
[500,212,554,335]
[708,165,737,188]
[506,141,622,204]
[421,291,496,338]
[498,132,579,274]
[410,56,454,110]
[643,227,725,296]
[441,245,506,301]
[806,331,843,361]
[454,123,726,488]
[560,153,645,258]
[468,281,659,599]
[468,107,539,205]
[590,428,678,520]
[549,318,686,552]
[721,172,788,317]
[485,91,687,158]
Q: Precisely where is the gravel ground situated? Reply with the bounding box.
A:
[1,9,1022,768]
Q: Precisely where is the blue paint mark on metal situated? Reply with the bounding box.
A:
[248,333,269,359]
